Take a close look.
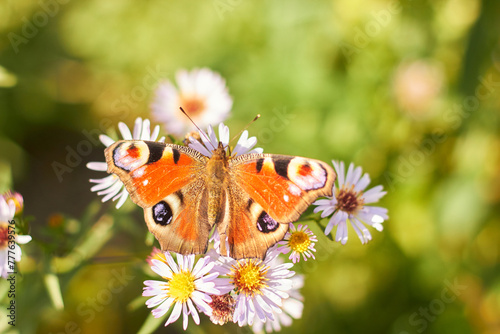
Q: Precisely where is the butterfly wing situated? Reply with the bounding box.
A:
[223,153,336,259]
[105,140,214,254]
[218,186,290,259]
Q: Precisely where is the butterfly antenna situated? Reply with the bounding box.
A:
[229,114,261,146]
[179,107,216,150]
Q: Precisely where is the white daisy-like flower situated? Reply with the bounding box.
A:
[188,122,263,158]
[86,117,165,209]
[214,246,295,327]
[313,161,388,244]
[0,194,31,279]
[152,68,232,136]
[277,224,317,263]
[143,252,232,330]
[250,270,304,333]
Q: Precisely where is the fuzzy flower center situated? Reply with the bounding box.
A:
[208,294,236,325]
[0,223,8,249]
[231,260,268,296]
[180,95,205,117]
[336,186,364,214]
[289,231,311,253]
[167,270,196,303]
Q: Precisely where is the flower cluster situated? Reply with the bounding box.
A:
[85,67,389,332]
[144,246,303,332]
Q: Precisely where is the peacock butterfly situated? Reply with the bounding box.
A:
[105,136,335,259]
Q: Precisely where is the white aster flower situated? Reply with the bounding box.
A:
[143,252,231,330]
[152,68,232,136]
[277,224,317,263]
[0,194,31,279]
[86,117,165,209]
[250,269,304,333]
[313,161,388,244]
[188,122,263,158]
[214,246,295,327]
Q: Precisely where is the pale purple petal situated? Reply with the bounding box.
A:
[355,173,371,192]
[363,185,387,203]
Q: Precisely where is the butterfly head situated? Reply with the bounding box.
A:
[211,141,229,161]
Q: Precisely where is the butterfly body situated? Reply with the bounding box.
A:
[205,143,229,226]
[105,139,335,259]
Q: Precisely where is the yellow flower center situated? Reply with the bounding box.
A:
[231,260,268,296]
[336,185,364,214]
[167,270,196,303]
[289,231,311,253]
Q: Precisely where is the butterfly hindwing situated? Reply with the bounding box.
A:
[143,184,214,255]
[219,187,289,259]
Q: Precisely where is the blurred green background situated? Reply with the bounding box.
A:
[1,0,499,333]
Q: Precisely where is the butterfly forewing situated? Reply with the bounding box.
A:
[105,140,207,207]
[229,153,336,223]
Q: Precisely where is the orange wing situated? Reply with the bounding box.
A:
[229,153,336,223]
[218,185,290,259]
[105,140,207,207]
[220,153,335,259]
[105,140,214,254]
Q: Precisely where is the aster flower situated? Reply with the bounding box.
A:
[86,118,165,209]
[0,194,31,279]
[214,246,295,327]
[188,122,263,158]
[152,68,232,136]
[2,191,23,214]
[250,271,304,333]
[143,252,231,330]
[313,161,388,244]
[277,224,317,263]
